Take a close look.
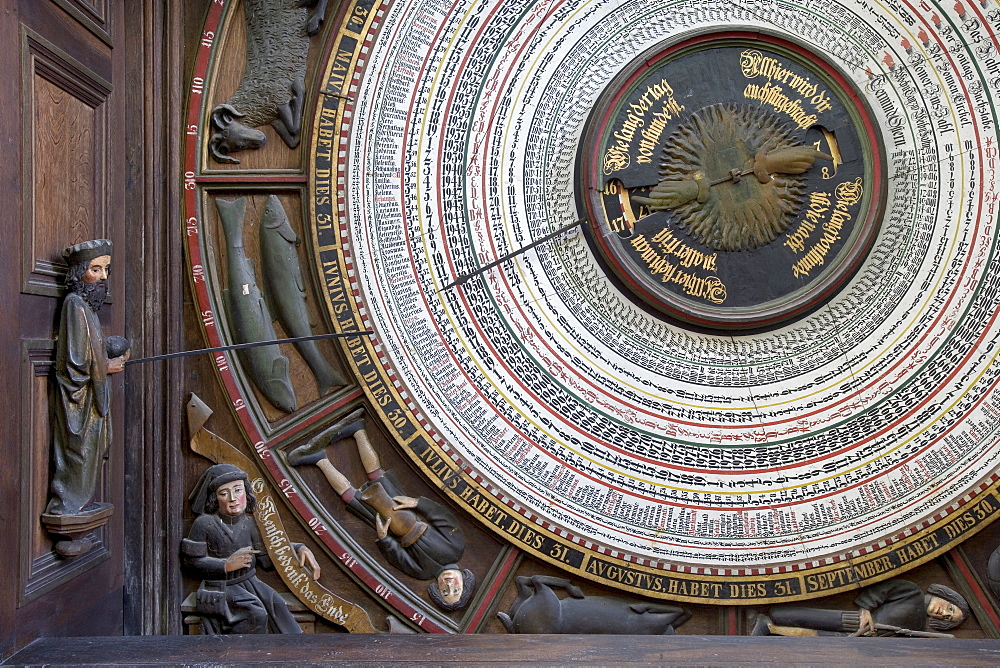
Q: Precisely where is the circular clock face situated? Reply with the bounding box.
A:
[316,0,1000,603]
[187,0,1000,606]
[580,32,885,329]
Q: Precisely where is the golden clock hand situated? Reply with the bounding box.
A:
[751,146,833,183]
[631,147,833,212]
[631,174,707,209]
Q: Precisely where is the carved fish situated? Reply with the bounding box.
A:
[216,197,297,413]
[258,195,345,395]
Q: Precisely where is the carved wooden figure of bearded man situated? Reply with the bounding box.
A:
[46,239,129,517]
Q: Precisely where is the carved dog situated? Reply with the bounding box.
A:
[497,576,691,635]
[209,0,328,163]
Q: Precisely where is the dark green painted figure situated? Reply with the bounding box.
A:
[46,240,128,517]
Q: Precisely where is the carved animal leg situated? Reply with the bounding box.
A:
[530,575,584,598]
[629,603,692,630]
[497,612,515,634]
[299,0,329,36]
[498,577,537,634]
[518,578,565,634]
[272,79,305,149]
[512,576,536,601]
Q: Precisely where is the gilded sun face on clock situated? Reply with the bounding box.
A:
[637,103,829,252]
[579,33,885,330]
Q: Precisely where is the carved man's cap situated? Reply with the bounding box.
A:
[62,239,112,266]
[188,463,248,515]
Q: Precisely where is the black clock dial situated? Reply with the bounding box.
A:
[580,33,886,330]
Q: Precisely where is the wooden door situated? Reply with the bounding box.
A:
[0,0,180,656]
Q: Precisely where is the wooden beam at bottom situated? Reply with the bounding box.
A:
[5,634,1000,666]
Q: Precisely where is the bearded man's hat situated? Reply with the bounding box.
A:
[63,239,112,266]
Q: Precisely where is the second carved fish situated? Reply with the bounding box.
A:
[259,194,346,395]
[217,196,298,413]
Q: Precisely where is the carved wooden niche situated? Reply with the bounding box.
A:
[20,30,112,297]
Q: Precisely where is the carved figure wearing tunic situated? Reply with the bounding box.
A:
[46,240,127,516]
[346,473,465,581]
[288,411,474,610]
[754,579,969,636]
[181,464,319,634]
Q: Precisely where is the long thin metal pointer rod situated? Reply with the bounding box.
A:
[441,218,585,291]
[123,331,374,366]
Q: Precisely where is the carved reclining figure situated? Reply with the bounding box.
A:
[498,575,691,635]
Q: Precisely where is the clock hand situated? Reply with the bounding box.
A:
[440,218,585,291]
[631,175,708,210]
[631,147,833,211]
[122,331,374,365]
[751,146,834,182]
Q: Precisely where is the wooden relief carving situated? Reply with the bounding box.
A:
[181,462,320,634]
[40,240,128,558]
[203,191,349,421]
[257,195,346,395]
[287,409,475,612]
[186,394,377,634]
[498,575,690,635]
[18,339,111,604]
[749,579,969,637]
[631,104,833,251]
[216,196,298,413]
[208,0,328,165]
[182,0,1000,639]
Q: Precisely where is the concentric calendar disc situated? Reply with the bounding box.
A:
[183,0,1000,604]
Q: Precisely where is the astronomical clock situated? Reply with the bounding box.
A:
[180,0,1000,636]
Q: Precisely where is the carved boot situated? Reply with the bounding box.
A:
[287,408,365,465]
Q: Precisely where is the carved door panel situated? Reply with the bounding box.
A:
[1,0,129,656]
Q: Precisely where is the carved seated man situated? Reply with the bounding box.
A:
[288,409,475,611]
[751,579,969,637]
[181,464,320,634]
